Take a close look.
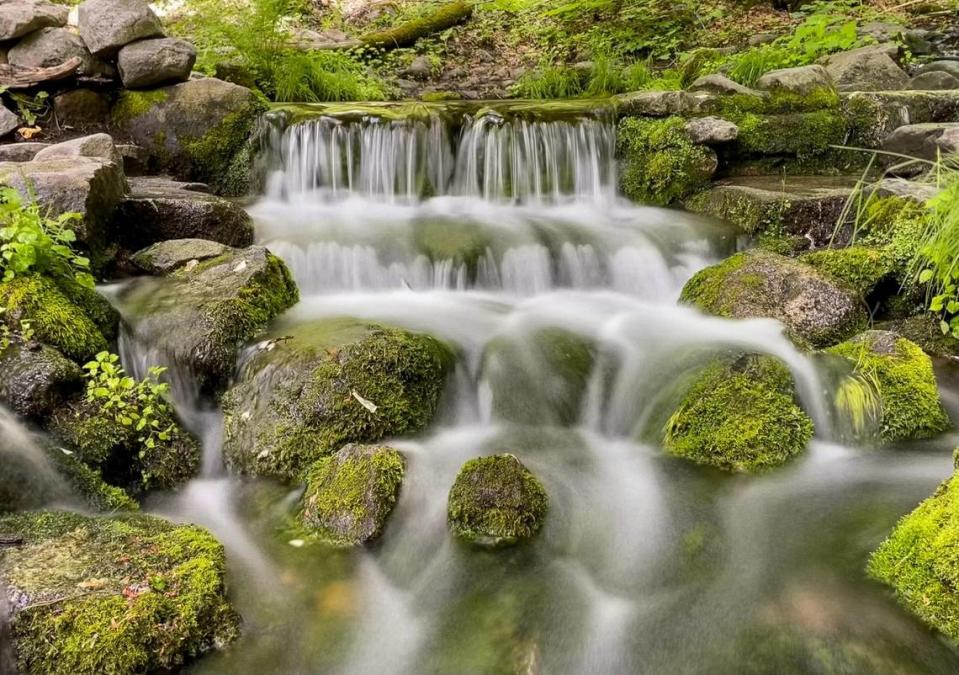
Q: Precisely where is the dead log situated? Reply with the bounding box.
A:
[0,57,82,89]
[360,0,473,50]
[0,536,23,547]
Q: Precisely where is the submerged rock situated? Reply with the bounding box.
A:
[826,331,949,443]
[680,250,867,348]
[222,319,453,480]
[0,511,239,673]
[447,454,548,546]
[0,342,82,419]
[663,354,813,472]
[301,443,405,546]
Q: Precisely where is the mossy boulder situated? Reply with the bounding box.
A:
[130,237,232,275]
[0,342,82,419]
[120,243,299,392]
[300,443,405,546]
[0,511,239,674]
[799,246,893,297]
[222,320,453,481]
[876,314,959,360]
[447,454,548,547]
[111,78,266,196]
[868,471,959,643]
[616,116,717,206]
[680,250,867,348]
[826,331,949,443]
[0,275,109,362]
[663,354,813,472]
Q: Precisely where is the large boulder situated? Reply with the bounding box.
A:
[222,319,453,480]
[882,123,959,174]
[0,511,239,673]
[843,91,959,149]
[77,0,163,57]
[680,250,867,348]
[111,78,266,195]
[663,354,813,472]
[7,27,110,78]
[0,342,82,419]
[301,444,405,546]
[114,177,254,252]
[447,454,549,547]
[826,331,948,443]
[756,65,836,97]
[117,37,196,89]
[822,45,909,92]
[0,0,67,41]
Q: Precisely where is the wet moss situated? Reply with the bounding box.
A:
[0,511,239,674]
[827,331,949,443]
[684,188,791,235]
[111,89,168,125]
[663,354,813,472]
[181,99,267,196]
[447,454,548,546]
[800,246,893,297]
[300,444,405,546]
[54,277,120,342]
[733,110,846,157]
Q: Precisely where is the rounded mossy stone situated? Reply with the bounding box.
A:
[799,246,893,297]
[0,275,107,362]
[663,354,814,472]
[0,511,239,674]
[616,116,717,206]
[54,275,120,342]
[826,330,949,443]
[301,443,405,546]
[868,472,959,642]
[679,249,867,349]
[222,320,454,481]
[447,454,549,547]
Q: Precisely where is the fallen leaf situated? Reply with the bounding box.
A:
[351,390,378,413]
[18,126,41,140]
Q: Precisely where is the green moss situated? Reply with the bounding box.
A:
[800,246,893,297]
[733,110,846,157]
[827,331,949,443]
[685,189,790,235]
[0,275,107,362]
[447,454,549,546]
[301,444,405,546]
[616,116,715,206]
[44,446,138,513]
[361,1,473,49]
[54,277,120,342]
[420,91,463,102]
[111,89,168,125]
[413,218,492,271]
[678,251,749,312]
[663,354,813,472]
[876,314,959,359]
[0,511,239,674]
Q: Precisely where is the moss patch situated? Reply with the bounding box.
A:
[800,246,893,297]
[111,89,169,125]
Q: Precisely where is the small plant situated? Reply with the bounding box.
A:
[0,186,92,288]
[83,352,176,452]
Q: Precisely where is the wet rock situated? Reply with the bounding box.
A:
[447,454,548,546]
[33,133,121,166]
[910,71,959,91]
[663,354,813,472]
[0,511,239,672]
[116,143,148,175]
[114,177,253,251]
[111,78,265,195]
[222,319,452,480]
[756,65,835,97]
[680,249,867,348]
[131,238,232,275]
[882,123,959,175]
[0,105,19,137]
[120,244,298,391]
[77,0,163,57]
[826,330,948,443]
[117,37,196,89]
[7,27,110,78]
[822,45,909,92]
[688,73,763,98]
[52,89,109,128]
[685,116,738,145]
[0,142,47,162]
[916,60,959,81]
[858,22,905,43]
[0,0,67,42]
[301,444,405,545]
[0,342,82,419]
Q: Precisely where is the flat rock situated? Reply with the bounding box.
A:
[0,0,67,41]
[0,142,48,161]
[614,90,711,117]
[33,133,121,166]
[131,238,232,274]
[0,106,18,138]
[688,73,764,98]
[822,46,909,92]
[118,37,196,89]
[756,65,835,96]
[685,116,738,144]
[77,0,163,57]
[882,123,959,175]
[7,27,110,78]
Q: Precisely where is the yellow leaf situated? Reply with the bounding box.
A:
[17,126,41,140]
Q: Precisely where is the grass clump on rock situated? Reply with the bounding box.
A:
[447,454,548,547]
[663,354,813,472]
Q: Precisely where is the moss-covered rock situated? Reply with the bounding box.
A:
[826,331,949,443]
[616,116,717,206]
[222,319,453,481]
[876,314,959,359]
[0,275,108,362]
[799,246,893,297]
[130,237,232,275]
[120,243,299,392]
[663,354,813,472]
[868,471,959,643]
[300,443,405,546]
[0,511,239,673]
[680,249,867,348]
[447,454,548,547]
[0,342,83,419]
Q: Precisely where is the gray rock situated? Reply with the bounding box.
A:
[34,133,121,166]
[858,22,905,43]
[53,89,109,127]
[0,142,48,162]
[0,0,67,41]
[131,238,232,275]
[116,143,148,176]
[756,65,835,96]
[77,0,163,56]
[910,71,959,91]
[403,55,432,80]
[748,32,778,47]
[822,46,909,92]
[917,60,959,81]
[903,30,935,56]
[614,90,711,117]
[115,176,254,251]
[874,177,940,204]
[0,343,83,420]
[117,37,196,89]
[7,27,110,78]
[882,123,959,175]
[688,73,763,97]
[842,90,959,149]
[0,106,19,137]
[685,116,738,144]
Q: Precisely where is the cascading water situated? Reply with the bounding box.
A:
[109,107,959,673]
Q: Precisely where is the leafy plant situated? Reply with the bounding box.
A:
[917,176,959,337]
[0,186,92,288]
[83,352,176,451]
